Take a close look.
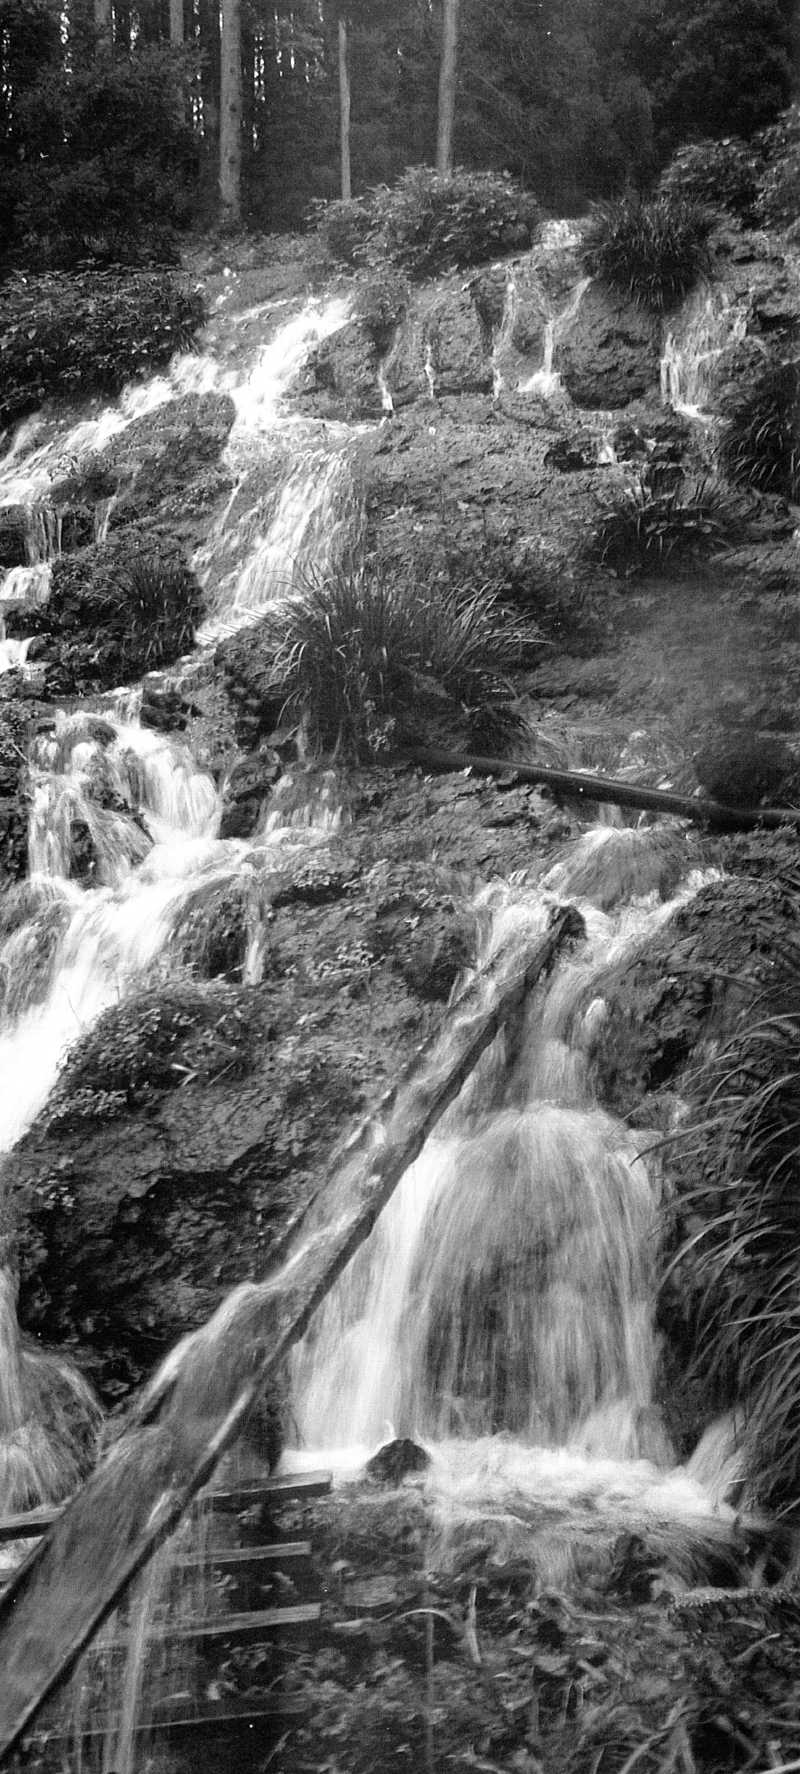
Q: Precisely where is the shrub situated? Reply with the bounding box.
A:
[590,475,744,576]
[313,168,541,282]
[718,355,800,502]
[585,194,713,313]
[309,193,375,267]
[657,137,763,226]
[262,564,541,755]
[0,270,205,428]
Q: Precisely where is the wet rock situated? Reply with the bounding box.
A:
[365,1438,432,1485]
[559,284,660,408]
[424,286,493,396]
[294,319,382,420]
[0,505,29,567]
[33,526,203,695]
[693,730,795,805]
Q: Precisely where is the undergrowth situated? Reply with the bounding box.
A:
[718,355,800,503]
[585,194,712,313]
[263,564,540,755]
[0,270,205,429]
[589,476,744,575]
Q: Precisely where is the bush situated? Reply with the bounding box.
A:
[262,564,541,755]
[353,266,410,351]
[309,193,375,267]
[585,194,713,312]
[590,475,744,576]
[657,137,763,226]
[0,270,206,428]
[718,355,800,502]
[314,168,541,282]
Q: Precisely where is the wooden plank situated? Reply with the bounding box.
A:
[177,1540,312,1573]
[205,1471,331,1508]
[0,1467,331,1544]
[0,908,576,1760]
[92,1603,322,1657]
[0,1507,61,1544]
[31,1691,306,1746]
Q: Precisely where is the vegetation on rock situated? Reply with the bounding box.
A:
[262,564,540,755]
[37,530,202,692]
[589,476,744,576]
[718,355,800,503]
[315,167,541,280]
[584,194,713,313]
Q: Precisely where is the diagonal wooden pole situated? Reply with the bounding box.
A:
[0,903,579,1761]
[401,744,800,832]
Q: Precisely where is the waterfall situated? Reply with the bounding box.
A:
[660,282,749,418]
[290,828,737,1576]
[519,276,591,398]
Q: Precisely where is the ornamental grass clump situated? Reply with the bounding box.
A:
[718,355,800,503]
[590,476,743,576]
[672,969,800,1507]
[585,194,713,313]
[264,564,540,754]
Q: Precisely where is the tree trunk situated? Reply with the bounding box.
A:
[0,908,577,1758]
[198,0,221,192]
[169,0,183,44]
[219,0,242,225]
[338,13,351,201]
[436,0,459,176]
[401,744,800,834]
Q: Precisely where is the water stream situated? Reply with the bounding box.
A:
[0,256,763,1760]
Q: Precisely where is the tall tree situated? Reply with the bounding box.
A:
[219,0,241,223]
[338,11,351,200]
[436,0,459,175]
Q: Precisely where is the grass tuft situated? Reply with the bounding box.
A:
[585,194,712,313]
[718,355,800,503]
[262,564,541,755]
[589,475,744,576]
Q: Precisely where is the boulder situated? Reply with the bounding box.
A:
[559,283,660,408]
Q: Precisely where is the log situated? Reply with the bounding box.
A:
[0,904,578,1759]
[400,744,800,834]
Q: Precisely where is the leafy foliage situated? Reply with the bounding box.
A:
[44,981,259,1132]
[657,136,763,225]
[314,167,541,281]
[590,476,744,576]
[262,563,540,755]
[585,194,713,313]
[0,271,205,429]
[42,529,202,691]
[718,355,800,503]
[755,102,800,229]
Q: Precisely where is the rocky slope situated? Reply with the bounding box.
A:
[0,214,798,1414]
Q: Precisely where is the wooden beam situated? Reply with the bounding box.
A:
[0,906,577,1760]
[400,744,800,834]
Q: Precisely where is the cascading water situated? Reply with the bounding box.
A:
[291,827,742,1584]
[661,282,749,418]
[518,275,591,399]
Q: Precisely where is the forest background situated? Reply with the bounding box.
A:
[0,0,798,273]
